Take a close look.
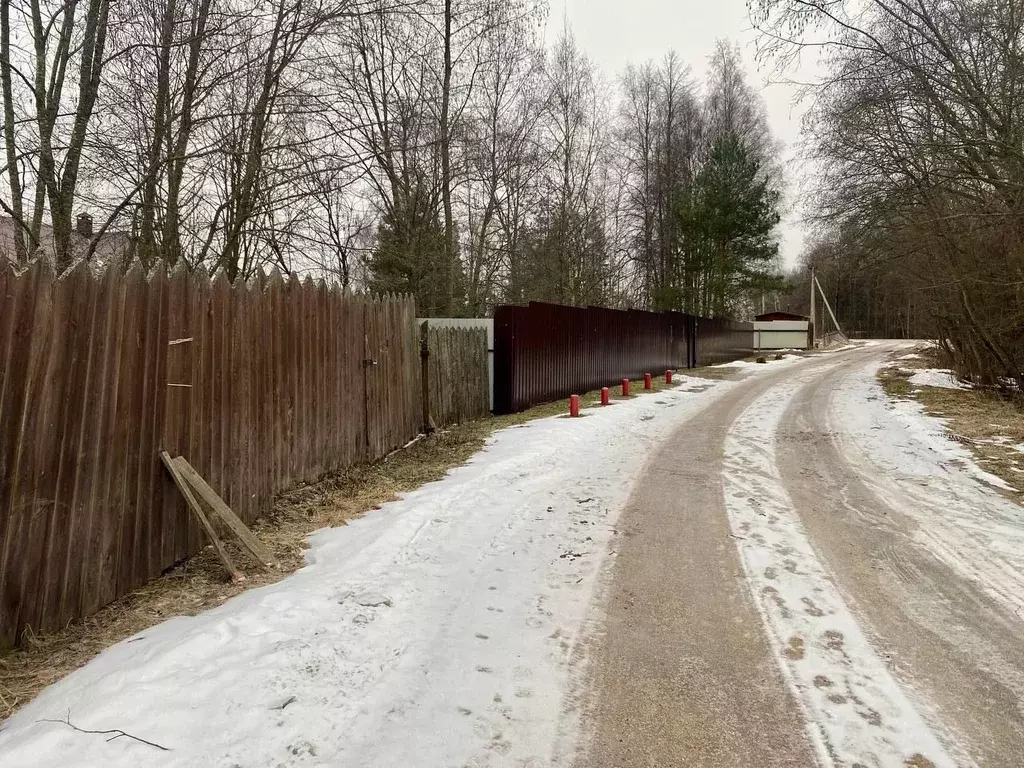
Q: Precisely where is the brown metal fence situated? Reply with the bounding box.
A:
[0,260,420,646]
[493,302,754,414]
[0,267,755,644]
[493,302,692,414]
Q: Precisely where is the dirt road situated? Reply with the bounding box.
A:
[579,343,1024,767]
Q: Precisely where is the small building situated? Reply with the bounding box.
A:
[0,213,131,270]
[753,311,811,350]
[755,311,809,322]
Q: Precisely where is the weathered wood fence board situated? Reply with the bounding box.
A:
[0,261,420,646]
[425,325,490,428]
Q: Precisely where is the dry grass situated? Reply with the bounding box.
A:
[0,371,681,722]
[686,365,742,381]
[878,344,1024,501]
[878,366,915,399]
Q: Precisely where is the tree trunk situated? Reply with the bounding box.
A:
[161,0,212,268]
[0,3,27,262]
[440,0,456,314]
[53,0,111,273]
[139,0,178,267]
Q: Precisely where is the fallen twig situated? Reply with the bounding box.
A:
[384,433,425,462]
[272,695,297,710]
[40,713,170,752]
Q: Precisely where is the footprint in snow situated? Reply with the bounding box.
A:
[338,591,393,608]
[472,717,503,741]
[823,630,845,652]
[801,597,825,617]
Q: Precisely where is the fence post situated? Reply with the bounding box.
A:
[420,321,434,434]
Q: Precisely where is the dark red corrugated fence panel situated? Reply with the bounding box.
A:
[492,302,752,414]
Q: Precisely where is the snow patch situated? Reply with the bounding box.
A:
[714,354,804,371]
[722,365,957,767]
[907,369,970,390]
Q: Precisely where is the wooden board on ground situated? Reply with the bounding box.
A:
[172,456,277,570]
[159,451,244,583]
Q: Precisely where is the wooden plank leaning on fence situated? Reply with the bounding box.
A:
[159,452,277,581]
[159,451,244,583]
[171,457,277,570]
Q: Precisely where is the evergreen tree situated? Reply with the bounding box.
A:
[694,134,782,315]
[367,193,454,315]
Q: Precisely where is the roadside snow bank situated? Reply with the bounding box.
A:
[907,368,971,390]
[0,365,790,768]
[714,353,804,371]
[832,361,1024,618]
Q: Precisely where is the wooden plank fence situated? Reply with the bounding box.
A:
[424,325,490,428]
[0,260,420,646]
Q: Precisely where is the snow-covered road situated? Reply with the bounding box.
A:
[3,342,1023,768]
[581,342,1024,768]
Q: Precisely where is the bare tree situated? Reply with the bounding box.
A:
[518,26,615,305]
[0,0,113,271]
[460,0,546,312]
[755,0,1024,387]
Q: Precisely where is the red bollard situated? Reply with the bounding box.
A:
[644,373,652,390]
[666,369,673,384]
[569,394,581,417]
[621,378,630,397]
[601,387,610,406]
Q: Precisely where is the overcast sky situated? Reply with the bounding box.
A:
[548,0,818,270]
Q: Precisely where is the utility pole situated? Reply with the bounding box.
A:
[815,274,844,339]
[809,266,816,347]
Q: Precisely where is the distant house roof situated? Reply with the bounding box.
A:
[0,214,131,270]
[755,311,809,322]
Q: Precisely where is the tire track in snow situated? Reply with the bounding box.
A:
[722,363,960,768]
[830,360,1024,621]
[778,351,1024,767]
